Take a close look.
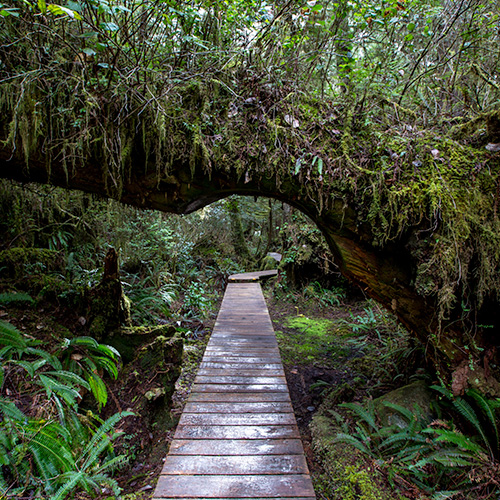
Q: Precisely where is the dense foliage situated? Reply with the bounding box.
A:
[1,0,500,498]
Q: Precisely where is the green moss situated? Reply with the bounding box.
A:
[277,315,347,366]
[0,247,61,278]
[310,415,398,500]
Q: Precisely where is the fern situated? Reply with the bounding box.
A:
[466,388,499,455]
[79,411,133,471]
[339,401,379,432]
[0,319,27,351]
[0,292,34,306]
[334,432,372,455]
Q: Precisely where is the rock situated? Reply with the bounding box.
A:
[374,380,435,426]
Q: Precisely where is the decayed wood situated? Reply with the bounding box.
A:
[152,282,315,499]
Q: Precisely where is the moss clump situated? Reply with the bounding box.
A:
[0,247,61,278]
[107,324,177,363]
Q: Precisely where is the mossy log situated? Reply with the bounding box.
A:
[1,83,499,394]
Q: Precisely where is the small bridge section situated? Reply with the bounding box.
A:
[153,281,316,499]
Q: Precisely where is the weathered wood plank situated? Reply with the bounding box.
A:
[200,363,283,370]
[188,392,291,403]
[155,498,316,500]
[169,439,305,456]
[174,425,300,439]
[197,369,285,377]
[183,402,292,413]
[191,384,288,393]
[201,357,282,363]
[161,455,309,475]
[179,413,297,426]
[154,475,315,498]
[194,376,287,385]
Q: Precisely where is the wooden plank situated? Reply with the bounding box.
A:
[154,475,315,498]
[191,384,288,393]
[183,402,292,413]
[169,439,305,456]
[200,363,283,370]
[174,425,300,440]
[194,376,286,385]
[201,357,282,363]
[155,498,316,500]
[179,413,297,426]
[203,351,280,357]
[161,455,309,475]
[204,347,279,352]
[188,392,291,403]
[197,369,285,377]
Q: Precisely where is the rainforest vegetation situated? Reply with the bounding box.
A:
[0,0,500,498]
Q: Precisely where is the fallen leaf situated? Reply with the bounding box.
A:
[486,143,500,152]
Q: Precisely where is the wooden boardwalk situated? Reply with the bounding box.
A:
[153,280,316,500]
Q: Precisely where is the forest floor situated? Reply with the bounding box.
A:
[1,277,418,500]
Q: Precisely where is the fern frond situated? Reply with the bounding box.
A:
[339,402,379,432]
[96,453,129,474]
[381,401,414,422]
[88,373,108,409]
[52,471,86,500]
[94,355,119,378]
[334,432,372,456]
[0,320,27,349]
[0,292,34,306]
[451,397,490,454]
[430,429,486,455]
[79,412,133,471]
[0,397,26,422]
[466,388,499,452]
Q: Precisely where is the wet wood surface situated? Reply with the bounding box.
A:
[153,282,316,500]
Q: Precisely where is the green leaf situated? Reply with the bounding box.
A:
[407,22,415,32]
[100,21,119,32]
[0,7,20,16]
[88,373,108,408]
[317,158,323,176]
[47,4,82,19]
[294,158,302,175]
[310,3,323,12]
[38,0,46,13]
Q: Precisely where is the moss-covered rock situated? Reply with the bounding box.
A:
[373,380,435,426]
